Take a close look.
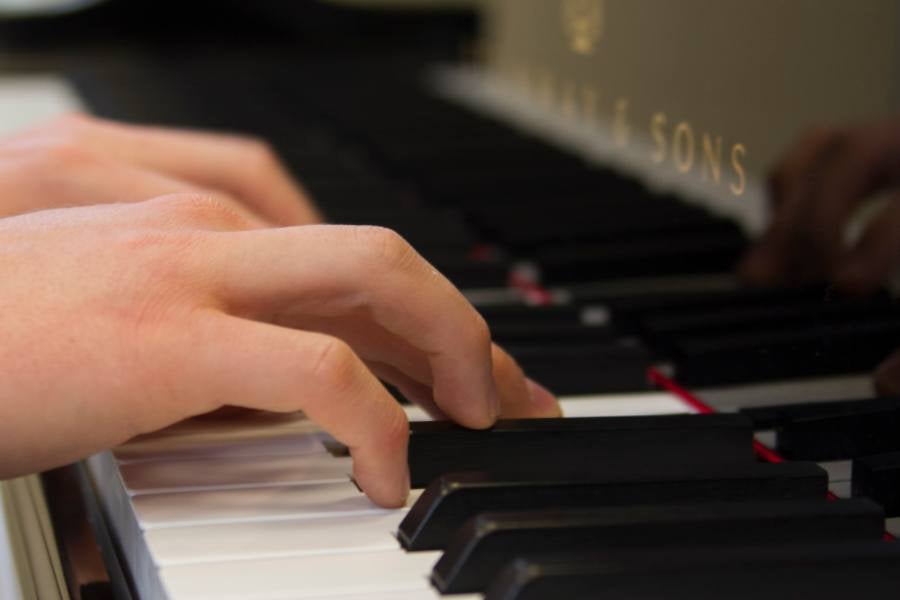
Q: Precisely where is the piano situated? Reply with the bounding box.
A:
[2,0,900,598]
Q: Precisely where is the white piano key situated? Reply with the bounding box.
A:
[558,392,691,417]
[829,481,852,498]
[160,550,442,599]
[303,591,478,600]
[404,391,691,421]
[139,411,313,438]
[886,517,900,538]
[120,452,353,494]
[114,426,328,464]
[133,481,422,529]
[146,512,408,566]
[819,460,852,484]
[754,430,776,449]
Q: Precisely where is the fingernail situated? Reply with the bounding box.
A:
[526,378,562,417]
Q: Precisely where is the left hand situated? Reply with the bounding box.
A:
[0,112,322,225]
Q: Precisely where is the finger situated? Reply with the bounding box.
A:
[741,128,846,285]
[833,195,900,295]
[875,349,900,396]
[491,344,562,418]
[767,127,842,209]
[800,128,900,268]
[186,312,410,507]
[366,361,447,420]
[0,148,193,214]
[203,225,502,429]
[43,114,321,226]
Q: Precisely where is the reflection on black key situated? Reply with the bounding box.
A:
[853,452,900,517]
[741,396,900,430]
[432,498,884,593]
[399,462,827,550]
[534,232,745,284]
[407,414,754,488]
[505,343,651,394]
[672,320,900,386]
[774,398,900,460]
[485,542,900,600]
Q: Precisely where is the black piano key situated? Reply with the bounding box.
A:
[485,542,900,600]
[406,414,754,488]
[478,304,584,328]
[773,398,900,460]
[852,452,900,517]
[672,319,900,386]
[433,259,510,289]
[534,231,746,284]
[432,498,884,593]
[504,343,650,394]
[640,297,900,343]
[399,462,827,550]
[741,395,900,430]
[577,284,835,329]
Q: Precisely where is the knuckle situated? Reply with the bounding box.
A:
[380,405,410,449]
[353,225,415,269]
[153,192,252,228]
[236,136,279,168]
[308,335,358,391]
[40,141,102,168]
[466,310,492,350]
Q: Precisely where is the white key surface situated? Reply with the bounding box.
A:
[146,512,408,566]
[132,481,422,529]
[160,550,442,600]
[120,453,352,494]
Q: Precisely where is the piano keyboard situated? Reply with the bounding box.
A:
[86,393,691,599]
[8,37,900,600]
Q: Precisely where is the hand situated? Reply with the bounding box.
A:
[740,119,900,294]
[740,118,900,395]
[0,196,559,507]
[0,113,322,225]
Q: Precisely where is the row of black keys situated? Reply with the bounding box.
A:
[67,59,900,389]
[480,285,900,390]
[377,411,900,597]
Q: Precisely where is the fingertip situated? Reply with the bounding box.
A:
[526,378,562,418]
[352,454,410,508]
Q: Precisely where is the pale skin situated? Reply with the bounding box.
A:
[0,114,560,507]
[740,117,900,394]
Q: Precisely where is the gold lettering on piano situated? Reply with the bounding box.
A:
[561,0,604,56]
[672,121,695,173]
[701,134,723,183]
[503,63,748,197]
[730,143,747,196]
